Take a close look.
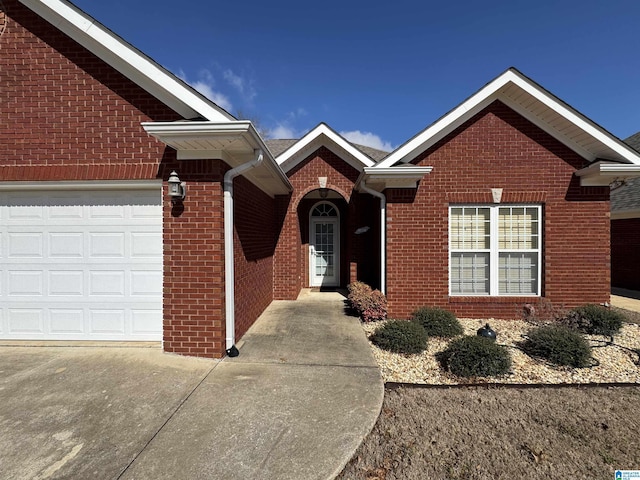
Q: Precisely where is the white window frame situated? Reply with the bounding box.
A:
[449,205,542,296]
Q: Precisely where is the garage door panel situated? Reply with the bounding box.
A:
[50,309,84,334]
[89,233,125,258]
[89,271,125,296]
[8,309,44,334]
[90,310,125,335]
[8,233,44,258]
[0,188,162,341]
[131,310,161,334]
[50,233,84,258]
[49,271,84,296]
[8,271,43,296]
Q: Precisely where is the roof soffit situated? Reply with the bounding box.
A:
[19,0,234,122]
[376,68,640,168]
[142,121,292,196]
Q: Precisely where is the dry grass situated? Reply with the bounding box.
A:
[338,385,640,480]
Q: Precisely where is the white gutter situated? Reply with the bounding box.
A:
[360,180,386,295]
[223,149,264,356]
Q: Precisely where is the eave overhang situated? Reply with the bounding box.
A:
[19,0,233,122]
[356,165,433,192]
[276,123,376,173]
[574,162,640,187]
[142,121,293,196]
[377,68,640,168]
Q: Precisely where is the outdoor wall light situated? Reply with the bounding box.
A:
[167,170,186,202]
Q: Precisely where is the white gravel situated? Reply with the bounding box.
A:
[362,318,640,385]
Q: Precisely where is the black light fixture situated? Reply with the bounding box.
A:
[477,323,497,342]
[167,170,186,203]
[319,188,328,198]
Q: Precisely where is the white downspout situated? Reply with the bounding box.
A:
[223,149,264,357]
[360,180,386,295]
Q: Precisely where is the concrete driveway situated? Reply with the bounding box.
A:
[0,291,383,480]
[0,346,215,479]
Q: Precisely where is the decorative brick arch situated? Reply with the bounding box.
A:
[292,184,351,210]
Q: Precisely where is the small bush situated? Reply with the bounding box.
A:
[347,281,387,322]
[438,336,512,378]
[562,304,625,337]
[347,281,372,313]
[411,307,463,338]
[361,289,388,323]
[522,325,592,367]
[371,320,428,354]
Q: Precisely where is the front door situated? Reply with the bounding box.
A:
[309,203,339,287]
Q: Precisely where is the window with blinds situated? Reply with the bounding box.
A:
[449,205,541,296]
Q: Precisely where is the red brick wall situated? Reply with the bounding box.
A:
[273,147,360,299]
[0,0,179,182]
[162,160,226,358]
[386,101,610,319]
[611,218,640,291]
[233,175,277,342]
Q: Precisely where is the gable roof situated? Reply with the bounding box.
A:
[19,0,234,122]
[274,123,376,173]
[376,67,640,169]
[265,138,389,162]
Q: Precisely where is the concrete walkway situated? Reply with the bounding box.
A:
[0,290,383,480]
[611,288,640,313]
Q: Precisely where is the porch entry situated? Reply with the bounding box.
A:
[309,202,340,287]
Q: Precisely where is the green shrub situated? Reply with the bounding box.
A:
[371,320,428,354]
[562,304,625,337]
[438,336,512,378]
[522,325,592,367]
[411,307,463,338]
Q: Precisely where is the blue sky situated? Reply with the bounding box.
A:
[72,0,640,151]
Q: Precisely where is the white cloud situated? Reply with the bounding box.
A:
[340,130,394,151]
[177,69,233,112]
[268,123,302,139]
[223,69,256,102]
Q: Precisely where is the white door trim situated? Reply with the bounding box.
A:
[309,202,340,287]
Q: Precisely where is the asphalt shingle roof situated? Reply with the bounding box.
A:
[611,132,640,213]
[264,139,389,162]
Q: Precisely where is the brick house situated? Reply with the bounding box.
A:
[611,133,640,291]
[3,0,640,358]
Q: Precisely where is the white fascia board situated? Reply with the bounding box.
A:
[575,162,640,186]
[276,124,375,172]
[357,166,433,191]
[611,208,640,220]
[142,121,293,193]
[19,0,233,122]
[0,180,161,191]
[377,69,640,168]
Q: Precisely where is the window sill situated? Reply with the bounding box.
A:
[449,295,540,304]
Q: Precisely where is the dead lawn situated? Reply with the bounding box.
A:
[338,385,640,480]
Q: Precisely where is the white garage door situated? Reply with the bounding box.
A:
[0,187,163,341]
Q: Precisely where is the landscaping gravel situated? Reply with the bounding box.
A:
[362,318,640,385]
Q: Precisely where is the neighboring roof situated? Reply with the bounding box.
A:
[611,132,640,218]
[377,67,640,169]
[265,138,389,162]
[625,132,640,152]
[19,0,234,122]
[274,124,376,173]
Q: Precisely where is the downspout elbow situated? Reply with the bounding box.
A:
[223,149,264,357]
